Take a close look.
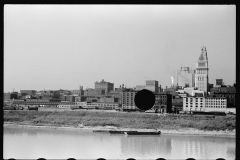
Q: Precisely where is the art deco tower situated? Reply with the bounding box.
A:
[195,46,209,94]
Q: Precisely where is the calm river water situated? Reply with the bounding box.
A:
[4,126,235,159]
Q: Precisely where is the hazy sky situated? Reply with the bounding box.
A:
[4,5,236,92]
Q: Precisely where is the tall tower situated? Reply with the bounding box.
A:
[195,46,209,94]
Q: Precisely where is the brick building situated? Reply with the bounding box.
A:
[154,93,172,113]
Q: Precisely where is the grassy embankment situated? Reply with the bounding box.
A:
[4,110,235,131]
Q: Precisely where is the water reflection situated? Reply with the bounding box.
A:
[4,126,235,159]
[120,135,171,159]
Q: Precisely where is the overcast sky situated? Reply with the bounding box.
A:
[4,5,236,92]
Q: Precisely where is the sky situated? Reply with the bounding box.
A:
[4,5,236,92]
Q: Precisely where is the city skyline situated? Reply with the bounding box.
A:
[4,5,236,92]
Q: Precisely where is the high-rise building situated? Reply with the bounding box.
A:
[195,46,209,94]
[145,80,159,93]
[177,67,195,87]
[95,79,114,94]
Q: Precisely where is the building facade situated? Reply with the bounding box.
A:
[177,67,195,87]
[99,97,119,103]
[121,90,138,110]
[72,86,84,96]
[154,93,172,113]
[84,89,105,97]
[195,46,209,94]
[210,86,236,108]
[4,93,11,101]
[183,97,228,113]
[172,98,183,114]
[20,90,37,95]
[145,80,159,93]
[216,79,223,87]
[75,96,87,102]
[135,85,145,91]
[205,97,227,112]
[95,79,114,94]
[183,97,206,112]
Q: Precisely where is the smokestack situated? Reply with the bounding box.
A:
[171,76,174,86]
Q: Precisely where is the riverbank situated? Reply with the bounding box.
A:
[3,110,235,137]
[4,122,235,137]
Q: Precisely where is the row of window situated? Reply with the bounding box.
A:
[196,77,205,80]
[186,98,203,100]
[88,103,118,107]
[205,102,226,104]
[186,104,226,108]
[206,106,226,108]
[186,106,203,107]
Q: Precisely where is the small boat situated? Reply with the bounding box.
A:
[125,131,161,135]
[109,130,137,134]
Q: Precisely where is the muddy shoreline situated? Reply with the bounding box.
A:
[4,122,235,138]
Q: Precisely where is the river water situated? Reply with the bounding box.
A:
[4,126,235,159]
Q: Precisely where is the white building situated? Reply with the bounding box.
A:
[183,97,229,113]
[205,97,227,112]
[183,97,205,112]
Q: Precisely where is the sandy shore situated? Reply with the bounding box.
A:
[4,122,235,137]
